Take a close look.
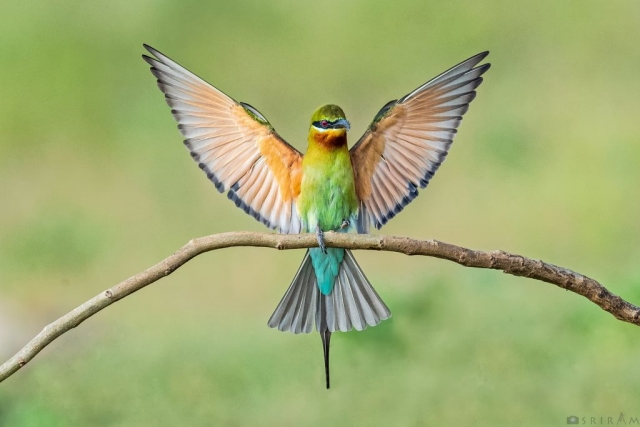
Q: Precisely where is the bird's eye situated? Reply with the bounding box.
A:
[321,120,329,128]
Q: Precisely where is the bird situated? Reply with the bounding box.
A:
[143,44,490,388]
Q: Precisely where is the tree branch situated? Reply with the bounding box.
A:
[1,231,638,383]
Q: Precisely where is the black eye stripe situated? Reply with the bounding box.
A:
[312,120,334,128]
[311,119,350,130]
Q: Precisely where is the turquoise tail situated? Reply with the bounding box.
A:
[309,247,344,295]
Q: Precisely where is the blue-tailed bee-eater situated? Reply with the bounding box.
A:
[143,45,490,388]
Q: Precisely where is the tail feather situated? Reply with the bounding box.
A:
[290,261,317,333]
[321,330,331,389]
[268,250,391,334]
[344,251,390,325]
[279,264,306,331]
[268,251,317,333]
[268,249,391,388]
[340,261,366,330]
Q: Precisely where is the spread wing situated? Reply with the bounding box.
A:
[143,45,303,233]
[350,52,490,232]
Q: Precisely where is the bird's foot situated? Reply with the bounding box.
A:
[316,225,327,254]
[340,219,350,230]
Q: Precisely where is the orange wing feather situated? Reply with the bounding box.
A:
[143,45,302,233]
[351,52,490,231]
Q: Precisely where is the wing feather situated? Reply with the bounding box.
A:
[350,52,490,229]
[144,45,302,233]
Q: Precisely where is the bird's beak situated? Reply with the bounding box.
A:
[334,118,351,131]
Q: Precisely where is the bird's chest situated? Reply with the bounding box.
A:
[298,151,358,232]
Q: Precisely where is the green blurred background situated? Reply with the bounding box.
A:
[1,0,639,425]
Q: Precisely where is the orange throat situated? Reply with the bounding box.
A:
[312,129,348,150]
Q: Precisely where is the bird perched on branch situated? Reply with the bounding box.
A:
[143,45,490,388]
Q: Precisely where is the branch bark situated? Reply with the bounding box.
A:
[1,231,638,383]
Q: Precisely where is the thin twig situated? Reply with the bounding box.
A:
[1,231,638,383]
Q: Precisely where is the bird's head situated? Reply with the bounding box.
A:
[308,104,350,149]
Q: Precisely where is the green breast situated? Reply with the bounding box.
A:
[297,146,359,232]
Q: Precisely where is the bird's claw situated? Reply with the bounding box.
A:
[316,226,327,254]
[340,219,349,229]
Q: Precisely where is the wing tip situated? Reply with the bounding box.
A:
[475,50,490,62]
[143,43,160,58]
[475,63,492,76]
